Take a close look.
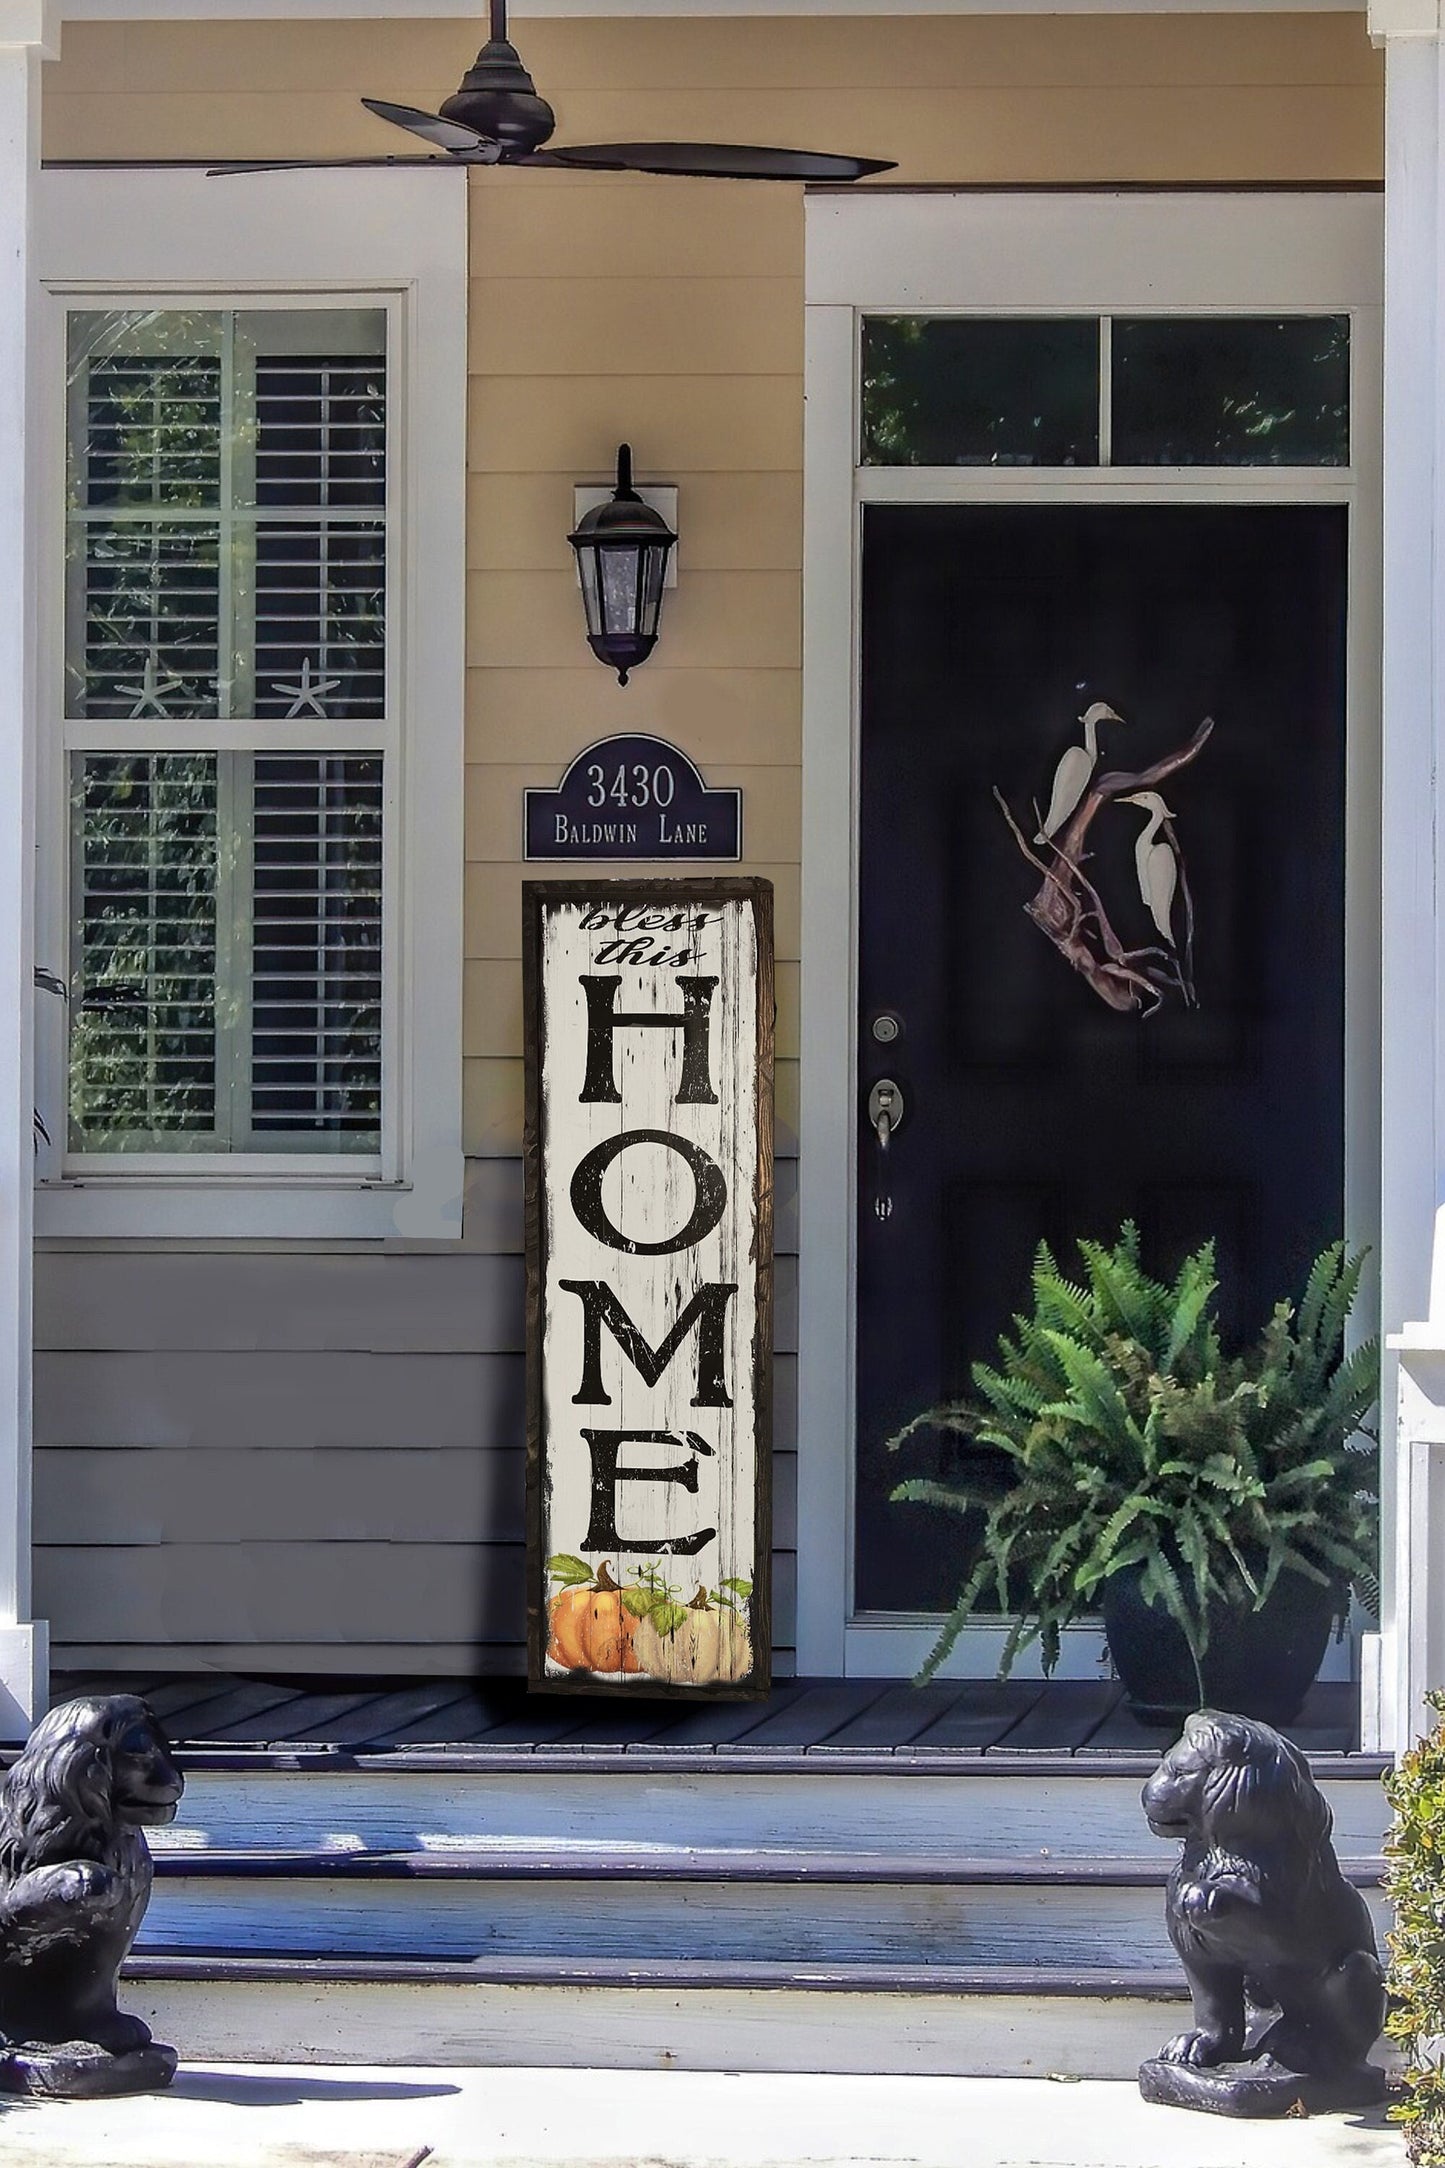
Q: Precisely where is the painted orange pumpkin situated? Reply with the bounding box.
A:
[547,1563,640,1673]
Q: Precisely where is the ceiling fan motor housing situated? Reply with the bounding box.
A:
[439,37,556,156]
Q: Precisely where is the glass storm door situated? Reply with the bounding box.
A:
[853,501,1349,1617]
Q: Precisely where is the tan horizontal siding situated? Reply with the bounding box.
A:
[466,670,800,768]
[45,16,1381,101]
[470,279,803,380]
[467,377,802,481]
[45,18,1381,183]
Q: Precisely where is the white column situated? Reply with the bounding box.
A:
[1375,0,1445,1751]
[0,0,54,1736]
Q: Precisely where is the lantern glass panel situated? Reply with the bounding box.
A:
[599,544,642,634]
[576,546,602,628]
[639,544,667,632]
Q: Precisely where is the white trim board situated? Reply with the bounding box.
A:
[796,189,1385,1680]
[32,169,468,1241]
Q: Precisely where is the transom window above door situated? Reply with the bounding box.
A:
[63,304,389,1159]
[860,315,1350,469]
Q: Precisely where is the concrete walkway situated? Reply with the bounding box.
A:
[0,2066,1402,2168]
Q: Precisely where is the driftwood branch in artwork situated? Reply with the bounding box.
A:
[997,717,1214,1017]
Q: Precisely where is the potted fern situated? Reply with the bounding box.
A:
[888,1227,1379,1724]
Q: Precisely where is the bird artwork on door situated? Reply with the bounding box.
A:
[1122,791,1180,946]
[995,705,1213,1016]
[1036,701,1126,844]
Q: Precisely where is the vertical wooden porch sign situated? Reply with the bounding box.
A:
[525,879,773,1697]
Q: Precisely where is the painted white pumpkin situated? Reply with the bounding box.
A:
[633,1603,752,1686]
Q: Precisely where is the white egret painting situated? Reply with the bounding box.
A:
[995,705,1213,1015]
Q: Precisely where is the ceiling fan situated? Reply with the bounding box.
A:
[210,0,896,182]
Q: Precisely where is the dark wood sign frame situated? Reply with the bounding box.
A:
[523,877,775,1698]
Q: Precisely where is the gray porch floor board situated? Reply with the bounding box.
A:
[47,1672,1367,1758]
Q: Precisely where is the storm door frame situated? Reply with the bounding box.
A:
[796,191,1384,1682]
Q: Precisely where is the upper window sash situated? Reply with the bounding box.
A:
[859,314,1352,473]
[65,303,390,729]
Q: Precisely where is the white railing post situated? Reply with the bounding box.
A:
[0,0,55,1736]
[1375,0,1445,1750]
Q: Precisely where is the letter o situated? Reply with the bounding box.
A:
[570,1128,727,1255]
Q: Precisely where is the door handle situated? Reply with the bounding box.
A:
[867,1079,904,1219]
[868,1077,904,1146]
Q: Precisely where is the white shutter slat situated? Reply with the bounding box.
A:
[80,523,222,719]
[253,351,387,722]
[83,353,222,508]
[249,753,384,1143]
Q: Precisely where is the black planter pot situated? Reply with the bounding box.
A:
[1100,1562,1340,1727]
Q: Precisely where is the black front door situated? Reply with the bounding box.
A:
[855,501,1348,1617]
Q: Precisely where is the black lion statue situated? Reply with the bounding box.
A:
[1139,1708,1385,2116]
[0,1695,183,2095]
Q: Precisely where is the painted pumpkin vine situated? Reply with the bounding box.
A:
[546,1558,755,1686]
[524,881,774,1697]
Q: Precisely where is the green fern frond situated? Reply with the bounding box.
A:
[886,1226,1378,1692]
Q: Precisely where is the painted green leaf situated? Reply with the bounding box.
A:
[546,1554,594,1587]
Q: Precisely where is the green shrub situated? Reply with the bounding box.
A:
[887,1226,1379,1687]
[1387,1692,1445,2163]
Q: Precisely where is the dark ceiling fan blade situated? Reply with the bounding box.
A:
[209,156,465,175]
[546,141,896,182]
[362,97,502,159]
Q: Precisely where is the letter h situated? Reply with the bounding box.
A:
[579,975,718,1104]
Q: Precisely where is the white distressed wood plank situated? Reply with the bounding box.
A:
[532,886,771,1692]
[457,1155,797,1256]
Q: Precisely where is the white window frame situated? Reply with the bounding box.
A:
[33,169,467,1239]
[797,191,1385,1679]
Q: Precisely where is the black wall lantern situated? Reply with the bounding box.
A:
[568,445,677,684]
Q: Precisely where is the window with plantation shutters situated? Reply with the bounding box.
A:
[64,306,390,1159]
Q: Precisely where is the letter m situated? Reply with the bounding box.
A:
[559,1279,737,1408]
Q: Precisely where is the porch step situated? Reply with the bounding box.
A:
[138,1845,1389,1971]
[121,1952,1193,2077]
[125,1746,1392,2075]
[131,1762,1393,2073]
[164,1751,1392,1858]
